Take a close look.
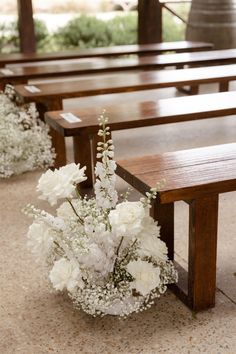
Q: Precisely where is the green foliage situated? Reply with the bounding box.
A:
[0,18,50,53]
[108,14,137,45]
[54,15,110,49]
[162,3,189,42]
[0,5,190,54]
[163,9,186,42]
[53,14,137,50]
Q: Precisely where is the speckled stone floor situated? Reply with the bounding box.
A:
[0,82,236,354]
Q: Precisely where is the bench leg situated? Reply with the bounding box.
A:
[177,85,199,95]
[73,135,93,188]
[151,201,174,260]
[188,195,218,311]
[219,81,229,92]
[36,99,66,169]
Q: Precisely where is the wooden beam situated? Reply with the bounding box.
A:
[17,0,36,53]
[138,0,162,44]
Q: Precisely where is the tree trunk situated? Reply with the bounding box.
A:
[186,0,236,49]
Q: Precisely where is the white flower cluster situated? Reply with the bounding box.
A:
[0,85,55,178]
[25,114,177,317]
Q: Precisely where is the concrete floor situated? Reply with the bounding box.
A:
[0,82,236,353]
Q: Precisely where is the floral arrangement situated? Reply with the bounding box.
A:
[25,113,177,317]
[0,85,55,178]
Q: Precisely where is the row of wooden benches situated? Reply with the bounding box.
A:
[3,41,235,313]
[2,48,236,90]
[0,41,213,67]
[8,61,235,170]
[43,90,236,313]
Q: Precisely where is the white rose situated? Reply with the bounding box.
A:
[49,258,84,292]
[59,163,87,184]
[27,221,54,262]
[109,201,146,237]
[37,169,76,206]
[138,234,168,263]
[126,260,160,296]
[137,216,168,263]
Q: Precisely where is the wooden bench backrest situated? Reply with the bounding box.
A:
[116,143,236,203]
[0,41,213,67]
[45,91,236,136]
[2,48,236,85]
[13,63,236,102]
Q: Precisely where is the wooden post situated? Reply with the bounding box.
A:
[138,0,162,44]
[17,0,36,53]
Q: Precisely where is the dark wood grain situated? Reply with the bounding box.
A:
[45,91,236,136]
[45,91,236,185]
[6,48,236,85]
[188,195,218,310]
[12,63,236,102]
[116,143,236,310]
[117,143,236,203]
[0,41,213,67]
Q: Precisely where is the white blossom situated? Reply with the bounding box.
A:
[126,260,161,296]
[59,163,87,184]
[0,86,54,178]
[27,220,54,262]
[109,201,146,237]
[24,113,177,318]
[49,258,84,292]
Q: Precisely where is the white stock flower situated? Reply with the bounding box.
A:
[49,258,84,292]
[126,260,161,296]
[27,220,54,262]
[109,201,146,237]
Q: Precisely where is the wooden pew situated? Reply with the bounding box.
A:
[13,62,236,111]
[12,61,236,176]
[45,91,236,187]
[0,41,213,67]
[116,142,236,311]
[3,48,236,89]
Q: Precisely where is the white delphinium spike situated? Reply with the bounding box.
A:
[94,111,118,210]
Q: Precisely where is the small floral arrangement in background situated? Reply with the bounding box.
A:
[0,85,55,178]
[24,113,177,317]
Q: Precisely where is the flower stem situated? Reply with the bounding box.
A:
[67,199,84,225]
[112,236,124,284]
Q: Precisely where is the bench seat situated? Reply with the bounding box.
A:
[44,91,236,186]
[3,47,236,90]
[0,41,213,67]
[116,143,236,311]
[9,63,236,98]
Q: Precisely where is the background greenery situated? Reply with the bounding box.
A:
[0,4,189,53]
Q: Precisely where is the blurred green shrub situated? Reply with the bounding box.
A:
[53,14,137,50]
[0,18,50,53]
[54,15,112,49]
[0,6,189,53]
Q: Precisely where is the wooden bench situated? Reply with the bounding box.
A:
[116,142,236,311]
[3,59,236,96]
[2,48,236,90]
[45,91,236,187]
[0,41,213,68]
